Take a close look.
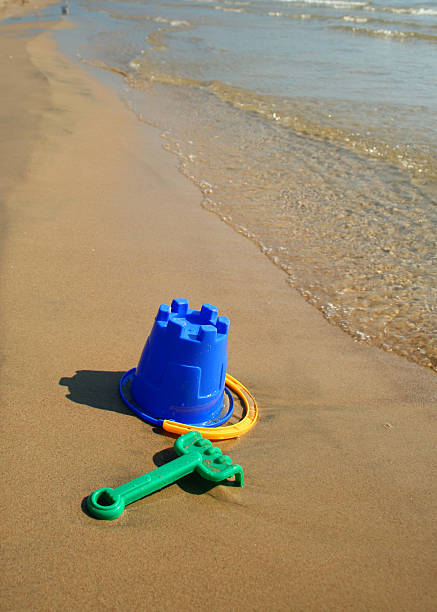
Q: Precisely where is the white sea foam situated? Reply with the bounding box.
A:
[342,15,368,22]
[277,0,369,7]
[142,16,192,25]
[372,28,406,36]
[214,6,244,12]
[170,20,191,26]
[366,6,437,16]
[345,25,435,41]
[268,11,313,18]
[276,0,437,16]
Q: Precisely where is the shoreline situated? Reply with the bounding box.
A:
[1,12,436,611]
[69,14,437,375]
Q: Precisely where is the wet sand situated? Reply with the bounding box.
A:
[0,0,59,20]
[1,11,436,611]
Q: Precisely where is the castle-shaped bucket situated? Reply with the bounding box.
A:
[120,299,232,427]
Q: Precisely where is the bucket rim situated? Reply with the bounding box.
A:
[119,368,234,428]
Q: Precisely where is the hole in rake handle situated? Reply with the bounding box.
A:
[96,489,117,507]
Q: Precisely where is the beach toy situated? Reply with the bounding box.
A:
[120,299,259,439]
[123,299,230,426]
[87,431,244,520]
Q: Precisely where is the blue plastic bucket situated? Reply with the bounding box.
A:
[120,299,232,427]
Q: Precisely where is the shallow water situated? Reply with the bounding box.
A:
[53,0,436,370]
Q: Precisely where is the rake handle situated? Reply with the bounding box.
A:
[114,452,202,504]
[87,452,204,520]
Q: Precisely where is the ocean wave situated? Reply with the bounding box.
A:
[143,19,194,49]
[269,0,437,17]
[124,58,437,180]
[334,24,437,42]
[342,15,368,22]
[366,6,437,16]
[214,5,245,12]
[342,14,437,27]
[267,10,435,29]
[268,11,314,18]
[108,13,192,27]
[276,0,370,7]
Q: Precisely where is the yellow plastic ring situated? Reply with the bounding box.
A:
[162,373,258,440]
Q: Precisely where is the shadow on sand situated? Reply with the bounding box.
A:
[59,370,132,417]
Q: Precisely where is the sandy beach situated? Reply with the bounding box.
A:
[1,6,436,610]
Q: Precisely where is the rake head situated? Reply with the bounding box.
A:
[174,431,244,485]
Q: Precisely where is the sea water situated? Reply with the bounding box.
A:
[54,0,436,370]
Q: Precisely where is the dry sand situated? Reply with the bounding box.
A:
[1,10,436,611]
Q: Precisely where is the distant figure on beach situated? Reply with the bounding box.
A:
[61,2,69,14]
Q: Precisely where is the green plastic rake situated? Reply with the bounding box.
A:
[87,431,244,520]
